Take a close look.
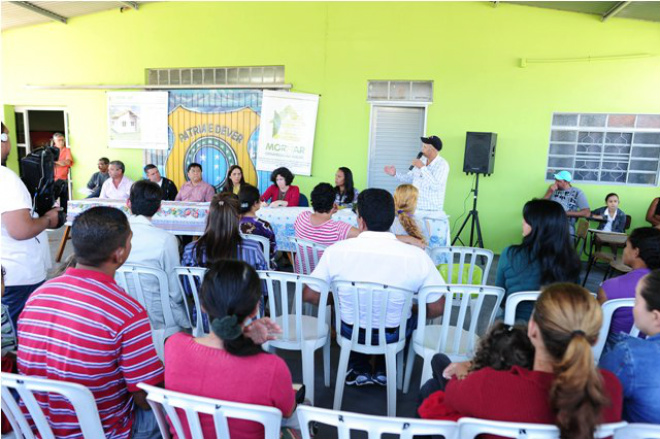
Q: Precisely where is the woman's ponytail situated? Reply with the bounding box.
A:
[394,184,426,244]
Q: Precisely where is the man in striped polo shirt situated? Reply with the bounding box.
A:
[18,206,164,439]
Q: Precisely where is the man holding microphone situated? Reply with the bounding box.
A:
[384,135,450,219]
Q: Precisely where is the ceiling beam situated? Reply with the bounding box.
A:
[120,2,139,10]
[9,1,67,24]
[602,1,631,22]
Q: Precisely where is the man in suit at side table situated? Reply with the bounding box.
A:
[144,163,178,201]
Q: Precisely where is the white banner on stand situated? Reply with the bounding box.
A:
[107,91,168,149]
[256,90,319,176]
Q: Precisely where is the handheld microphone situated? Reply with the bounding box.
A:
[409,152,423,170]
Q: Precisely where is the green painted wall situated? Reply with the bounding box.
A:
[2,2,660,252]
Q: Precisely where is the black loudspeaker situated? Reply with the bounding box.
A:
[463,132,497,175]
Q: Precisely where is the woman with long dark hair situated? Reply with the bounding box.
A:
[421,284,623,439]
[496,199,580,321]
[165,260,296,439]
[222,165,245,195]
[334,167,358,208]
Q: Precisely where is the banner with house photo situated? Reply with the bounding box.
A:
[256,90,319,176]
[107,91,169,149]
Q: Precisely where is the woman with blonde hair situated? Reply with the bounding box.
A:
[420,283,623,439]
[391,184,427,246]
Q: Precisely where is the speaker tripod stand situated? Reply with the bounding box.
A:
[452,173,485,249]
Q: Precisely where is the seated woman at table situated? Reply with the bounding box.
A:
[419,283,623,436]
[391,184,427,248]
[165,260,298,439]
[222,165,245,195]
[496,199,580,322]
[260,167,300,208]
[239,184,277,268]
[646,197,660,227]
[597,227,660,352]
[334,167,359,209]
[591,193,626,233]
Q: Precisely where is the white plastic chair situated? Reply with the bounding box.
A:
[115,263,184,359]
[241,233,272,268]
[296,405,459,439]
[331,280,414,417]
[403,284,505,393]
[458,417,627,439]
[289,237,327,275]
[257,271,331,405]
[503,291,542,325]
[174,266,209,337]
[1,372,106,439]
[614,424,660,439]
[593,298,638,363]
[430,246,494,285]
[138,383,282,439]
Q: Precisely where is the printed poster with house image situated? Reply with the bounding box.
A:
[107,91,169,149]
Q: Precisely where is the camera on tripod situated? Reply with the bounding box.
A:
[20,146,66,229]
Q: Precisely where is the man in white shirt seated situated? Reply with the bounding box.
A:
[125,180,191,356]
[100,160,133,200]
[303,188,445,387]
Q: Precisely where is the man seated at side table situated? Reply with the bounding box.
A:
[303,188,445,387]
[18,206,164,439]
[144,164,178,201]
[543,170,590,236]
[125,180,191,355]
[175,162,215,202]
[100,160,134,200]
[86,156,110,198]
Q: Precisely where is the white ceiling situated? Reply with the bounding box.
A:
[1,2,139,31]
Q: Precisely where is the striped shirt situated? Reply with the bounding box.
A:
[17,267,165,439]
[293,211,352,273]
[181,238,268,271]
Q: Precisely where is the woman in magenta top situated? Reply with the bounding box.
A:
[260,167,300,207]
[420,283,623,439]
[597,227,660,351]
[164,260,295,439]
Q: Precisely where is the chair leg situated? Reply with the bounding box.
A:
[396,350,404,391]
[403,343,416,394]
[55,225,71,263]
[420,353,433,389]
[602,266,612,282]
[323,339,331,387]
[581,257,595,287]
[301,344,315,406]
[333,346,351,411]
[385,350,398,417]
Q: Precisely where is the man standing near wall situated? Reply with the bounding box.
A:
[384,135,450,220]
[53,133,73,213]
[543,170,590,236]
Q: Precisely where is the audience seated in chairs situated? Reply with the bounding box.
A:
[261,167,300,207]
[600,269,660,424]
[125,180,191,343]
[496,199,580,322]
[334,166,359,209]
[592,193,627,233]
[165,260,298,439]
[17,206,164,439]
[419,321,534,419]
[303,188,445,387]
[391,184,427,249]
[597,227,660,352]
[239,183,278,268]
[419,283,623,439]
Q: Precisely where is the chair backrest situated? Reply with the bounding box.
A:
[299,193,309,207]
[330,280,415,352]
[614,424,660,439]
[138,383,282,439]
[1,372,106,439]
[115,263,178,330]
[503,291,541,325]
[296,405,458,439]
[416,285,505,361]
[257,271,330,346]
[593,298,637,362]
[430,247,494,285]
[241,233,271,269]
[289,237,328,275]
[624,215,632,231]
[458,417,627,439]
[174,266,209,337]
